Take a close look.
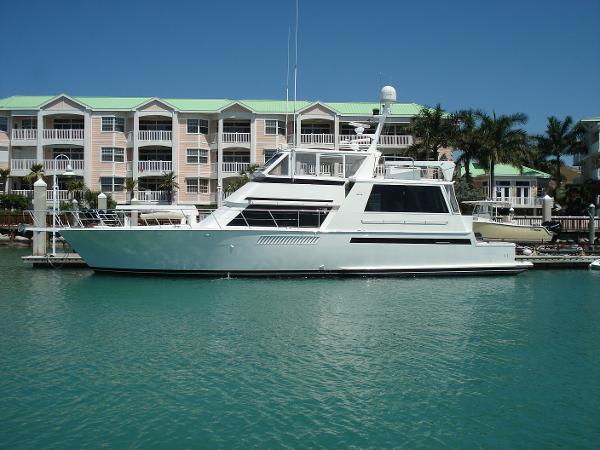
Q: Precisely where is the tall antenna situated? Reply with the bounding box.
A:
[291,0,299,181]
[285,26,290,144]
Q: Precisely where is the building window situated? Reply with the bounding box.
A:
[365,185,449,213]
[301,123,331,134]
[101,147,125,162]
[21,118,37,129]
[223,151,250,163]
[52,147,84,160]
[100,177,124,193]
[187,118,208,134]
[186,148,208,164]
[101,116,125,132]
[53,118,84,129]
[186,178,208,194]
[263,149,278,163]
[0,117,8,132]
[139,119,171,131]
[265,120,285,135]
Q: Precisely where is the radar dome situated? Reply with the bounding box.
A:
[380,85,396,103]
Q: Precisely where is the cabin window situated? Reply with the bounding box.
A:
[187,119,208,134]
[228,205,330,228]
[445,185,460,214]
[365,184,449,213]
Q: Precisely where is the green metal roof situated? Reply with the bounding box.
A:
[463,163,551,178]
[0,94,425,116]
[581,116,600,122]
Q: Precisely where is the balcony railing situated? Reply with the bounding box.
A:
[299,134,335,145]
[11,189,33,198]
[339,134,413,147]
[43,159,84,172]
[11,129,37,140]
[496,196,544,208]
[9,190,72,202]
[43,129,84,141]
[138,130,172,141]
[136,190,170,202]
[11,159,38,171]
[222,132,251,144]
[138,160,173,173]
[219,162,250,173]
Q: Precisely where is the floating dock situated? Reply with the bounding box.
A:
[22,254,88,268]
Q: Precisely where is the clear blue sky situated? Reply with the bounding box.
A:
[1,0,598,134]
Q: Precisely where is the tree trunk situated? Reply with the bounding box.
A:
[489,157,495,200]
[555,156,561,188]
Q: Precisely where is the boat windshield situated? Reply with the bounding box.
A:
[264,151,366,179]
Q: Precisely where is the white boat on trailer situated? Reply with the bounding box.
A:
[54,86,531,276]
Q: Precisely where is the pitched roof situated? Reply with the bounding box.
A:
[463,163,552,178]
[0,94,425,116]
[581,116,600,122]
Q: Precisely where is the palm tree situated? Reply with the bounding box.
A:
[0,168,10,194]
[477,112,530,199]
[25,163,45,183]
[408,104,457,161]
[67,177,86,202]
[159,171,179,204]
[452,109,484,182]
[124,177,138,203]
[536,116,586,188]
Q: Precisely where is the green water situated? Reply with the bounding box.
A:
[1,246,599,449]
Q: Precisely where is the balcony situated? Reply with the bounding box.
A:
[299,134,335,146]
[43,129,84,143]
[10,159,38,174]
[10,189,72,202]
[222,132,250,145]
[138,160,172,175]
[212,162,250,174]
[339,134,413,148]
[136,190,170,202]
[496,196,544,208]
[138,130,172,143]
[11,129,37,143]
[43,159,84,174]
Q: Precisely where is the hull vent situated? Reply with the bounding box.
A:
[257,235,320,245]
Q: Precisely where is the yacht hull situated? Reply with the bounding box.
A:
[61,228,530,276]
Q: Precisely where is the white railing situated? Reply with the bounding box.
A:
[43,159,84,172]
[10,159,38,171]
[47,190,71,201]
[221,162,250,173]
[300,134,335,145]
[222,132,251,144]
[11,129,37,140]
[375,163,443,180]
[136,190,170,202]
[138,160,172,173]
[138,130,172,141]
[11,189,33,198]
[496,196,544,208]
[43,129,84,140]
[338,134,413,147]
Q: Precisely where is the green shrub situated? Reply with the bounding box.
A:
[0,194,29,211]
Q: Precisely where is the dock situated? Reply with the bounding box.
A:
[516,255,598,269]
[22,253,88,268]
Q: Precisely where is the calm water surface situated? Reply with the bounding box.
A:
[1,246,599,449]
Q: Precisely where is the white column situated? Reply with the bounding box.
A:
[84,110,92,187]
[250,116,257,164]
[217,117,223,207]
[295,114,302,147]
[133,111,139,180]
[172,111,179,175]
[334,115,340,151]
[36,111,44,162]
[32,178,47,256]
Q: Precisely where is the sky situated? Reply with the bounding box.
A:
[1,0,598,135]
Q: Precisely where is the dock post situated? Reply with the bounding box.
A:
[542,195,553,222]
[589,204,596,244]
[32,178,47,256]
[97,192,107,211]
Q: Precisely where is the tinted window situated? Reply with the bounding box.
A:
[365,184,449,213]
[228,205,330,228]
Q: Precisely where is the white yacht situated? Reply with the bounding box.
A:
[58,87,531,276]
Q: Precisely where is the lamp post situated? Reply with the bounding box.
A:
[51,154,75,256]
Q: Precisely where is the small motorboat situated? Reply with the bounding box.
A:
[464,200,554,243]
[590,259,600,271]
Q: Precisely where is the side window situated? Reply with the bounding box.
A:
[365,184,449,213]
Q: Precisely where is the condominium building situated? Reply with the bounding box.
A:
[578,116,600,181]
[0,94,447,204]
